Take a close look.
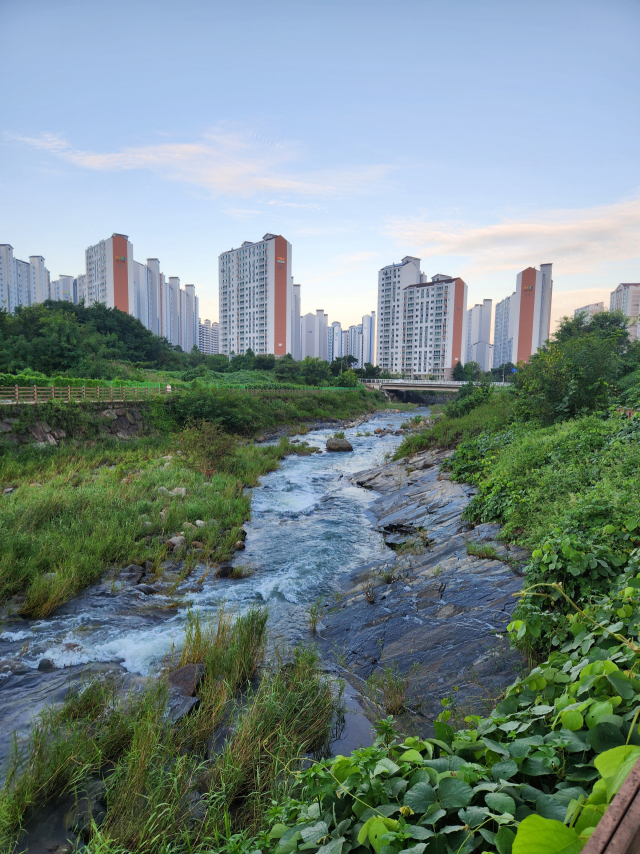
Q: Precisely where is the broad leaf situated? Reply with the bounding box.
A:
[491,759,519,780]
[374,757,401,776]
[437,777,474,809]
[594,744,640,798]
[403,782,437,814]
[512,814,582,854]
[486,792,516,816]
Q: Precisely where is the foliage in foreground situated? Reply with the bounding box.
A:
[255,521,640,853]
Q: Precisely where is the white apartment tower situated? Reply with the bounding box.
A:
[493,293,516,369]
[301,309,328,360]
[465,299,493,371]
[574,302,604,320]
[50,275,74,302]
[361,311,376,367]
[0,244,51,312]
[29,256,49,304]
[377,257,467,378]
[610,283,640,317]
[327,321,343,362]
[219,233,293,357]
[292,282,301,360]
[198,319,219,355]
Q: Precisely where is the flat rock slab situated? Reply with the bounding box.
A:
[320,454,527,735]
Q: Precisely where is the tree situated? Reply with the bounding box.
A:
[330,355,358,376]
[273,354,301,383]
[463,361,483,381]
[333,368,360,387]
[452,361,466,380]
[205,354,230,372]
[513,310,640,424]
[300,357,331,386]
[254,354,275,371]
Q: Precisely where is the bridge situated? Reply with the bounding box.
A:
[362,379,511,393]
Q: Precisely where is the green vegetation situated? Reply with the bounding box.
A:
[243,311,640,853]
[0,302,393,388]
[6,307,640,852]
[0,382,381,613]
[0,609,341,853]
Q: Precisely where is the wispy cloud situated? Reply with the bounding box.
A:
[387,195,640,275]
[7,126,388,199]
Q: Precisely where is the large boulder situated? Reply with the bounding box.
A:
[326,437,353,452]
[168,663,205,696]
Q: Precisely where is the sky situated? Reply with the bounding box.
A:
[1,0,639,332]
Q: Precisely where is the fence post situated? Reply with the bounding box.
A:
[82,385,85,399]
[122,387,124,401]
[34,386,38,404]
[15,385,18,404]
[67,386,71,403]
[97,386,100,401]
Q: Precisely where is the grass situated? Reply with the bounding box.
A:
[392,393,513,458]
[0,434,304,616]
[0,610,340,853]
[465,540,499,560]
[307,597,323,635]
[0,417,369,617]
[363,662,417,716]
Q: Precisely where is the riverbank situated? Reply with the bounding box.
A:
[316,447,527,731]
[0,407,420,851]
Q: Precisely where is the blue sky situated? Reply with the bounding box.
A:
[1,0,639,329]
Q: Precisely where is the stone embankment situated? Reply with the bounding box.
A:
[0,403,152,447]
[318,448,528,731]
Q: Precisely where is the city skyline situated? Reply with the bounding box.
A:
[1,0,638,330]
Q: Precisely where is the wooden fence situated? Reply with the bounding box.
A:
[0,385,176,404]
[0,384,361,404]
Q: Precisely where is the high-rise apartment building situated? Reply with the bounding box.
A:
[327,321,343,362]
[361,312,376,367]
[301,310,328,360]
[347,324,362,365]
[377,257,467,378]
[465,299,493,371]
[85,233,134,311]
[29,256,49,304]
[610,283,640,316]
[0,244,51,312]
[198,319,219,355]
[492,264,553,367]
[291,283,301,360]
[574,302,604,320]
[492,293,515,369]
[50,275,74,302]
[218,233,293,357]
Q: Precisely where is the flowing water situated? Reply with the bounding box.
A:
[0,408,426,764]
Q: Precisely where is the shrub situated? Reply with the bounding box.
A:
[178,420,236,476]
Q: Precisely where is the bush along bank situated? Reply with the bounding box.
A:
[252,401,640,853]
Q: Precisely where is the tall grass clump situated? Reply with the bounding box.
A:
[393,392,513,458]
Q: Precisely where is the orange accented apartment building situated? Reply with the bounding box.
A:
[376,256,467,379]
[84,233,134,312]
[218,234,296,357]
[492,263,553,368]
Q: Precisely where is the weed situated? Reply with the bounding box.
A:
[364,662,417,716]
[307,597,323,635]
[465,540,499,560]
[333,430,345,439]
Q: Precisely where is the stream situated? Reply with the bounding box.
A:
[0,407,427,766]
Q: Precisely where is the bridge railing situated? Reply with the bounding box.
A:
[360,379,512,388]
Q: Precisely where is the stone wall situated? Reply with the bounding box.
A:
[0,403,153,448]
